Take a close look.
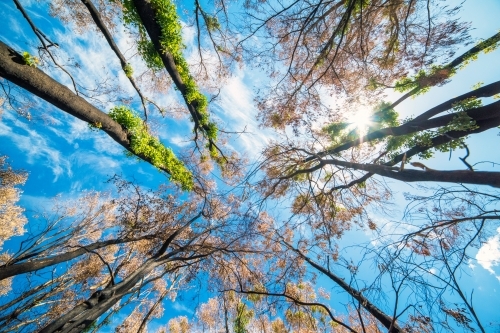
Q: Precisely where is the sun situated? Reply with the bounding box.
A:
[346,108,373,137]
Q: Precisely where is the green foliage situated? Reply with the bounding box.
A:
[123,63,134,78]
[109,106,193,190]
[367,77,379,90]
[387,97,481,160]
[22,51,39,67]
[341,98,481,161]
[386,134,411,154]
[137,33,164,71]
[324,102,400,147]
[121,1,164,70]
[352,0,370,14]
[88,121,102,132]
[323,122,352,146]
[233,302,254,333]
[394,69,428,93]
[204,15,221,31]
[471,81,484,90]
[394,65,454,95]
[371,102,399,127]
[247,284,266,303]
[459,34,500,69]
[205,122,218,140]
[394,34,500,96]
[451,97,482,112]
[356,181,366,188]
[121,0,217,143]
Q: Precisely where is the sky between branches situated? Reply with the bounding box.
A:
[1,0,500,329]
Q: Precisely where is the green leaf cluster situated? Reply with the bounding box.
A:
[394,65,454,95]
[386,98,481,160]
[123,63,134,78]
[109,106,194,190]
[247,284,267,303]
[459,34,500,69]
[204,15,220,32]
[121,0,218,142]
[233,302,254,333]
[22,51,39,67]
[88,121,102,132]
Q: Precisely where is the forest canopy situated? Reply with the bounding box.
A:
[0,0,500,332]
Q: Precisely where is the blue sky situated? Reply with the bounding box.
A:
[1,0,500,330]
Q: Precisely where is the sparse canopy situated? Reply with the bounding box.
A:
[0,0,499,332]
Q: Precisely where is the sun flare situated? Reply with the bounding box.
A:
[347,108,373,136]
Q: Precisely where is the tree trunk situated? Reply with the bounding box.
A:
[321,159,500,187]
[39,259,159,333]
[288,245,403,333]
[0,236,153,281]
[0,41,178,177]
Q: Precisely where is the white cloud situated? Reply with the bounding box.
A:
[47,116,88,143]
[181,22,196,47]
[73,151,122,176]
[215,69,275,156]
[92,133,124,156]
[0,115,71,181]
[170,134,191,147]
[172,301,194,314]
[476,227,500,281]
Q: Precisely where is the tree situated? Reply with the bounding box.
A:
[1,0,499,332]
[0,156,28,297]
[238,0,471,129]
[0,176,258,332]
[248,36,500,332]
[258,35,500,237]
[0,156,27,251]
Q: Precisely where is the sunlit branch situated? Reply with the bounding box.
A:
[80,0,162,119]
[12,0,79,94]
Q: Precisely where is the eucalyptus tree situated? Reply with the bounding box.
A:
[1,0,499,332]
[0,156,27,252]
[237,0,472,129]
[1,0,240,192]
[247,33,500,331]
[0,174,259,332]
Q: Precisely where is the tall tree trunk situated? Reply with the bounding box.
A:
[287,243,403,333]
[0,41,179,178]
[39,259,160,333]
[0,236,153,281]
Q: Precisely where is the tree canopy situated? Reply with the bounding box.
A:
[0,0,499,332]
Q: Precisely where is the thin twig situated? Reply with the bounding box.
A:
[13,0,79,94]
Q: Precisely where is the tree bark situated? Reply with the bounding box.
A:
[321,159,500,187]
[0,236,153,281]
[0,41,179,177]
[287,244,403,333]
[0,41,129,146]
[38,214,202,332]
[39,259,159,333]
[131,0,211,136]
[307,100,500,162]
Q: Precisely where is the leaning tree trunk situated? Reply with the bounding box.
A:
[0,236,154,281]
[287,244,404,333]
[39,213,202,332]
[0,41,180,178]
[39,259,160,333]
